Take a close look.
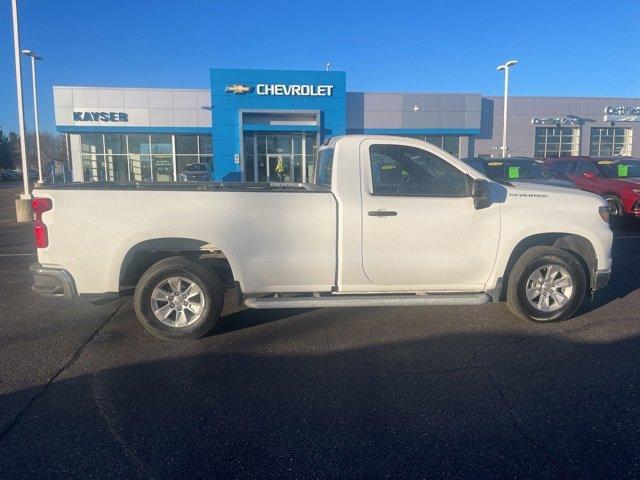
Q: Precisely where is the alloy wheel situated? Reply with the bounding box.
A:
[150,276,205,327]
[525,264,574,313]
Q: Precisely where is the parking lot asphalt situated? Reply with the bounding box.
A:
[1,182,640,479]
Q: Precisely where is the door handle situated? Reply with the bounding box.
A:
[368,209,398,217]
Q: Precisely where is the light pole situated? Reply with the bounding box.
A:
[22,49,43,183]
[496,59,518,158]
[10,0,30,200]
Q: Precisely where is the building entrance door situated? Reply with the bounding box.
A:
[243,131,317,183]
[266,154,295,182]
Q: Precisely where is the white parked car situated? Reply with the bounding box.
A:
[30,135,612,340]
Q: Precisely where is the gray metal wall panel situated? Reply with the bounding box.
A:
[474,96,640,157]
[355,92,482,130]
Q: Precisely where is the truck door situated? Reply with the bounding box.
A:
[359,139,500,290]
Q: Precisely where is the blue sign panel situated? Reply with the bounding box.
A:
[211,68,346,181]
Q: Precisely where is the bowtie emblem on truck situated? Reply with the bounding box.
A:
[225,84,251,94]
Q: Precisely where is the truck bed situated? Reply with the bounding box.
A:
[33,184,338,295]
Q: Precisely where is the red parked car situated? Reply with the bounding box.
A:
[546,157,640,218]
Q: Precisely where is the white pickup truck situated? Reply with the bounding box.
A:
[30,135,613,340]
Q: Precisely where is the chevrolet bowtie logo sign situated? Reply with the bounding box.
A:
[225,84,251,94]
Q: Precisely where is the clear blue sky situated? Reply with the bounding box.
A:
[1,0,639,134]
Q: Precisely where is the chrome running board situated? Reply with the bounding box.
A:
[244,293,490,309]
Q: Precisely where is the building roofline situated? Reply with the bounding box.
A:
[53,85,209,92]
[348,91,482,96]
[486,94,640,100]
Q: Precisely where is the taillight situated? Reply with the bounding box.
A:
[32,197,52,248]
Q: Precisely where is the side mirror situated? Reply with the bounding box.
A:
[583,171,597,180]
[472,178,492,210]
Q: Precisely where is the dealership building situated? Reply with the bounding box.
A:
[52,68,640,183]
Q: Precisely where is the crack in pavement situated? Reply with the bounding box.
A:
[484,369,571,479]
[91,373,155,480]
[0,300,127,444]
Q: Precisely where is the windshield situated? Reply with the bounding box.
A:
[596,160,640,179]
[185,164,209,172]
[482,159,552,181]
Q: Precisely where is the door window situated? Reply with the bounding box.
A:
[575,162,598,176]
[369,144,469,197]
[550,161,576,175]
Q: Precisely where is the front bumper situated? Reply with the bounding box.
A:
[30,263,77,298]
[592,269,611,291]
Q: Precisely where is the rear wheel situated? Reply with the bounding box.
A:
[507,246,586,323]
[133,256,224,340]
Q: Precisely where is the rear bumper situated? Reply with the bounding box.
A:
[30,263,77,298]
[592,268,611,291]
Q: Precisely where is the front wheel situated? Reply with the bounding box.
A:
[133,256,224,340]
[603,194,624,217]
[506,246,586,323]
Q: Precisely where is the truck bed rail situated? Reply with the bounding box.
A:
[34,181,329,193]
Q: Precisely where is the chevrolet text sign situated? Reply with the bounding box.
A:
[255,84,334,96]
[604,106,640,122]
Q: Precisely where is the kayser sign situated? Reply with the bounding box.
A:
[73,111,129,122]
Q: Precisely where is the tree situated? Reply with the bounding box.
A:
[0,128,67,171]
[0,128,19,169]
[25,131,66,170]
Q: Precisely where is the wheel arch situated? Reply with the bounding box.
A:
[498,232,597,301]
[118,237,241,293]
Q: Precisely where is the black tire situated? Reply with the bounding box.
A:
[506,246,586,323]
[133,256,224,340]
[603,194,623,217]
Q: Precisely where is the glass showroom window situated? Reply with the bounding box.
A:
[80,133,105,182]
[175,135,213,180]
[127,134,152,182]
[150,134,174,181]
[79,133,213,183]
[198,134,213,172]
[534,127,579,158]
[104,133,128,181]
[402,135,460,157]
[589,127,632,156]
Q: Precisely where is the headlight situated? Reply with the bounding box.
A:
[598,205,610,223]
[632,187,640,195]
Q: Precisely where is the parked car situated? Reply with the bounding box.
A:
[546,156,640,218]
[464,157,576,188]
[0,169,21,181]
[30,135,612,340]
[179,163,212,182]
[0,170,10,181]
